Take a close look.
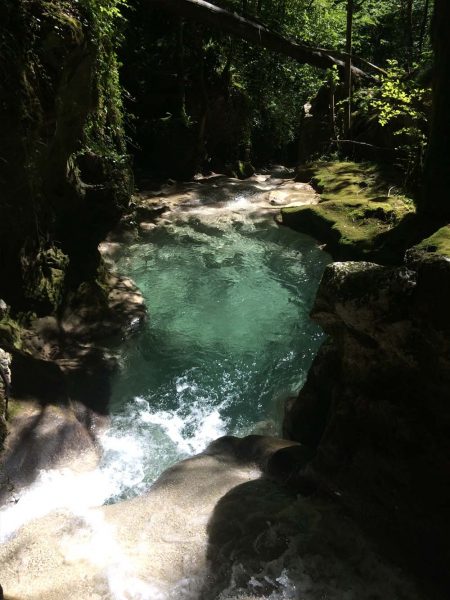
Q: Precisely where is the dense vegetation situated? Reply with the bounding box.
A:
[0,0,131,316]
[120,0,434,183]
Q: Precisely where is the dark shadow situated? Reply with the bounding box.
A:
[199,471,442,600]
[11,352,68,406]
[195,433,450,600]
[11,345,113,416]
[0,402,98,504]
[373,212,446,263]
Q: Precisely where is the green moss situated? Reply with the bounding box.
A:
[23,247,70,313]
[283,161,415,263]
[236,160,255,179]
[5,399,25,420]
[411,225,450,258]
[0,317,23,350]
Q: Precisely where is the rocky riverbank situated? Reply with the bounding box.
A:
[284,245,450,590]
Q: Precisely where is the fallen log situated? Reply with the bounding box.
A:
[148,0,375,79]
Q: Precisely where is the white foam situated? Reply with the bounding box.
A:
[0,467,113,542]
[137,395,228,456]
[227,195,253,210]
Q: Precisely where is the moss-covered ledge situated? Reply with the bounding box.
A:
[281,161,421,264]
[408,224,450,259]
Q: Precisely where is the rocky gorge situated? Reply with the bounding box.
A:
[284,248,450,590]
[1,170,450,599]
[1,0,450,598]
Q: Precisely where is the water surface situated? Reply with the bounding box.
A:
[101,193,330,499]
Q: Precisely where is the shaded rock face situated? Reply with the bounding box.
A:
[0,1,131,314]
[0,401,101,505]
[0,349,12,447]
[284,256,450,584]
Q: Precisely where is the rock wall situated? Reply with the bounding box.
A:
[0,349,11,447]
[0,0,132,314]
[284,252,450,586]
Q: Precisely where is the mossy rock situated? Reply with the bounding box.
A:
[284,161,415,263]
[409,225,450,259]
[22,247,69,314]
[236,161,255,179]
[0,318,23,351]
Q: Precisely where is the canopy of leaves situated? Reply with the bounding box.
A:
[119,0,433,175]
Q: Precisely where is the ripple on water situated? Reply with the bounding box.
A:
[101,216,330,500]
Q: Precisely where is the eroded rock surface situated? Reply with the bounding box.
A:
[0,349,11,447]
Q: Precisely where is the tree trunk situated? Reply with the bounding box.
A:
[406,0,414,66]
[344,0,353,137]
[418,0,430,54]
[149,0,371,78]
[420,0,450,219]
[196,52,209,171]
[176,17,187,120]
[330,82,337,141]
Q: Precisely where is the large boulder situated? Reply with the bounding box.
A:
[284,255,450,586]
[0,435,425,599]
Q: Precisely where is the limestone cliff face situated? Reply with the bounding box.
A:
[0,0,131,314]
[285,253,450,582]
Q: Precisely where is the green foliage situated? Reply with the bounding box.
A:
[370,61,427,127]
[352,60,429,184]
[118,0,434,175]
[78,0,129,156]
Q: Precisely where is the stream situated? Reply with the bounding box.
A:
[101,181,329,500]
[0,174,425,599]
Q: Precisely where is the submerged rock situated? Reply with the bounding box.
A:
[285,254,450,587]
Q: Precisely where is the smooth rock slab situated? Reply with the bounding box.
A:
[0,435,425,600]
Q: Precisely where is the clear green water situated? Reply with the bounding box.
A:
[102,213,330,498]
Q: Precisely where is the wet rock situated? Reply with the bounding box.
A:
[61,273,146,341]
[0,434,426,600]
[134,203,168,221]
[0,402,100,504]
[265,443,316,491]
[139,221,157,233]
